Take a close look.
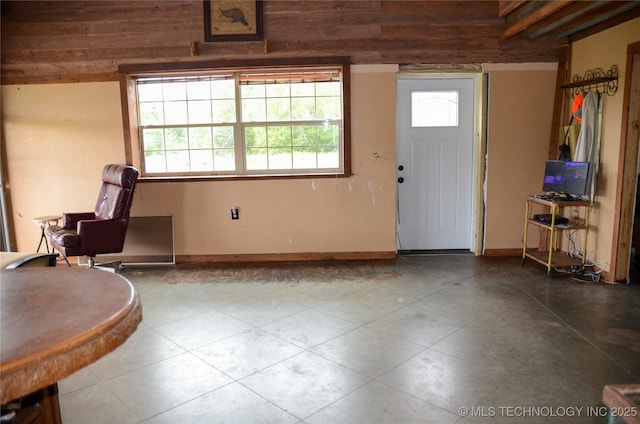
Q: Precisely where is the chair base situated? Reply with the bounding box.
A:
[85,257,125,273]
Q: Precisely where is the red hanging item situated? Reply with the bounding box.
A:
[572,91,584,123]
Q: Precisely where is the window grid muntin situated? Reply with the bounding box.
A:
[136,68,343,176]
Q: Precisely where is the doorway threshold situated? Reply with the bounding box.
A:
[398,249,472,256]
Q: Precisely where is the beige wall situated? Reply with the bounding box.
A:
[570,17,640,273]
[1,62,582,260]
[483,64,558,252]
[2,82,127,251]
[2,65,399,258]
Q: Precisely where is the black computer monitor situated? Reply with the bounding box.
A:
[542,160,590,196]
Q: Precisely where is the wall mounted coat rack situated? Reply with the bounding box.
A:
[560,65,618,98]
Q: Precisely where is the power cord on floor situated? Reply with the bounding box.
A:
[570,265,601,283]
[551,263,607,283]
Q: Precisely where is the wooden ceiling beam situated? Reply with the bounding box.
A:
[500,0,573,40]
[526,0,611,39]
[555,1,640,39]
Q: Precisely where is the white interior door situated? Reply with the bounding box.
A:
[397,76,476,250]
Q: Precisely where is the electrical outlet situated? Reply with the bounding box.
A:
[231,207,239,220]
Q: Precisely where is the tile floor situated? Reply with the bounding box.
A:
[58,255,640,423]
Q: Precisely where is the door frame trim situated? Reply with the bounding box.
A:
[395,72,485,255]
[611,41,640,282]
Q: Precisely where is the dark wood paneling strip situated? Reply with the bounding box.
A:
[1,0,560,84]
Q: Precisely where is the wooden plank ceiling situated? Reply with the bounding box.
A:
[499,0,640,40]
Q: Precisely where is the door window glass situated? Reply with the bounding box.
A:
[411,91,459,127]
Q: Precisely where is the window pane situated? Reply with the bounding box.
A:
[164,101,188,125]
[139,102,164,125]
[291,82,315,97]
[267,126,292,148]
[316,96,341,120]
[212,99,236,123]
[145,151,167,173]
[412,91,459,127]
[292,125,316,148]
[246,148,268,170]
[213,126,235,149]
[165,128,187,150]
[266,98,291,121]
[186,80,211,100]
[190,149,214,171]
[245,126,267,148]
[212,79,235,98]
[318,149,339,168]
[316,81,340,96]
[189,127,213,149]
[269,147,293,170]
[163,80,187,101]
[142,128,165,151]
[241,84,265,98]
[293,149,317,169]
[292,126,318,169]
[188,100,212,124]
[166,150,190,172]
[291,97,316,120]
[214,149,235,171]
[138,82,163,102]
[318,123,340,168]
[266,83,290,97]
[242,98,266,122]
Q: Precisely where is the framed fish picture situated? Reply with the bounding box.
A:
[204,0,263,42]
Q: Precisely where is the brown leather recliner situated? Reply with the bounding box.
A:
[47,164,139,268]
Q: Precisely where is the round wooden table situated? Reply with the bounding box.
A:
[0,268,142,406]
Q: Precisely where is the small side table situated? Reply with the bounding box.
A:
[33,215,61,253]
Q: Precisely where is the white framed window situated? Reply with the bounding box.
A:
[119,58,351,180]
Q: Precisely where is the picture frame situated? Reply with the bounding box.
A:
[204,0,263,42]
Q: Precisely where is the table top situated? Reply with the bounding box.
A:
[0,268,142,403]
[33,215,61,223]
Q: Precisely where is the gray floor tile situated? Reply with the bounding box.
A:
[153,308,253,350]
[260,308,359,348]
[105,352,232,420]
[306,380,459,424]
[60,383,141,424]
[144,383,298,424]
[311,327,425,378]
[239,351,370,419]
[193,328,304,379]
[377,348,507,414]
[364,300,467,347]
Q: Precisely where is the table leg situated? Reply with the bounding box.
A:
[36,224,48,253]
[1,383,61,424]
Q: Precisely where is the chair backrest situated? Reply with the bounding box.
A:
[94,164,139,220]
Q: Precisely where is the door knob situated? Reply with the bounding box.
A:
[398,177,404,183]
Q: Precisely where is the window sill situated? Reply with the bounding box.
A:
[138,172,352,183]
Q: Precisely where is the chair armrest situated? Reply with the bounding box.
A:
[77,219,128,253]
[64,212,96,229]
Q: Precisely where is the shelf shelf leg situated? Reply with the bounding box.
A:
[582,205,591,267]
[547,205,558,274]
[522,200,530,263]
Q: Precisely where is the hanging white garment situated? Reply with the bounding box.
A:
[573,91,600,162]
